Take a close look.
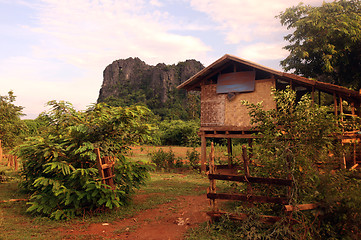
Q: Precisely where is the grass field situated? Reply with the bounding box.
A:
[0,146,215,240]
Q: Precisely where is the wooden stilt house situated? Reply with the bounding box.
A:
[177,54,361,172]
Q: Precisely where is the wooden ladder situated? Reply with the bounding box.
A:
[94,148,115,189]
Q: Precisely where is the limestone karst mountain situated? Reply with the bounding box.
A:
[97,57,204,119]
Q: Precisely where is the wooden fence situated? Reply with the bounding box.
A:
[206,143,317,223]
[0,140,18,171]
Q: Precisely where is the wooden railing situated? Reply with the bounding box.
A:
[206,143,317,223]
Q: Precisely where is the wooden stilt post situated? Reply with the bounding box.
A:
[351,102,357,166]
[201,132,207,173]
[340,96,347,168]
[0,140,2,162]
[242,145,252,196]
[248,138,253,160]
[14,156,18,171]
[354,142,357,166]
[227,138,232,167]
[340,96,344,122]
[9,155,13,168]
[209,142,217,212]
[333,92,338,116]
[242,145,250,177]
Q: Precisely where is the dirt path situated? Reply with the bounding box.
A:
[60,194,210,240]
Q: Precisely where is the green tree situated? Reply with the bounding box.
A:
[278,0,361,89]
[15,101,154,219]
[0,91,25,148]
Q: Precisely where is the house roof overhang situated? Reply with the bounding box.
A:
[177,54,361,102]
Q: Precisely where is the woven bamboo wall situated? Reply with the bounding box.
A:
[201,84,225,126]
[200,79,276,128]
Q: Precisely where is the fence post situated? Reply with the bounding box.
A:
[0,140,2,162]
[209,142,217,211]
[14,156,18,171]
[201,133,207,173]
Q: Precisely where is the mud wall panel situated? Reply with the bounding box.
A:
[224,79,276,128]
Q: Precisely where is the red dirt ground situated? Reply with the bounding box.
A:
[59,194,210,240]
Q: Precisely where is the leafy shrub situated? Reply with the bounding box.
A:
[315,170,361,239]
[186,148,200,169]
[158,120,200,146]
[149,148,176,170]
[15,101,154,219]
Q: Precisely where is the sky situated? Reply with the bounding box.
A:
[0,0,331,119]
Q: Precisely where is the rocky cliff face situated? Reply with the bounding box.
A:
[97,57,204,104]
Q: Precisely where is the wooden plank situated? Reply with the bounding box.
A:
[208,174,293,186]
[284,203,318,212]
[102,175,115,180]
[207,211,284,224]
[101,163,114,169]
[94,149,106,184]
[0,199,28,203]
[351,164,359,170]
[207,193,288,204]
[200,126,255,132]
[203,134,257,139]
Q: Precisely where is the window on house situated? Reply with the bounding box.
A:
[216,71,256,94]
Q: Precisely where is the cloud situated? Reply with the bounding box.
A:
[29,0,211,67]
[0,56,99,119]
[188,0,330,44]
[1,0,214,118]
[237,42,289,62]
[1,0,331,119]
[150,0,163,7]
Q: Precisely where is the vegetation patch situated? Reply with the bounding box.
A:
[14,101,155,220]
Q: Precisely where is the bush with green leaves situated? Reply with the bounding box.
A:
[149,148,184,170]
[15,101,154,219]
[314,170,361,239]
[186,148,200,169]
[158,120,200,146]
